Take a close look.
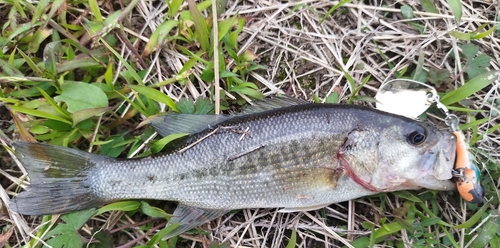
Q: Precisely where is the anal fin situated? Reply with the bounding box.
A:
[162,204,229,240]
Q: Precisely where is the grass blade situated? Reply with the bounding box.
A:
[440,71,500,105]
[446,0,462,23]
[8,105,72,125]
[188,0,210,52]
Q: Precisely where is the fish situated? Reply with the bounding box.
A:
[452,131,484,203]
[9,98,457,239]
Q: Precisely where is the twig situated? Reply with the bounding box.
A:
[212,0,220,114]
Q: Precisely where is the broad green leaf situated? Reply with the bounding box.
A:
[470,218,499,247]
[9,105,72,125]
[95,201,141,216]
[71,107,111,127]
[151,133,189,153]
[54,82,109,113]
[30,125,50,134]
[45,209,97,248]
[44,41,64,76]
[350,237,370,248]
[466,53,490,79]
[28,28,53,53]
[446,0,462,23]
[92,229,113,248]
[461,43,478,59]
[490,235,500,248]
[194,97,214,114]
[200,68,215,82]
[440,71,500,105]
[177,98,196,114]
[188,0,210,52]
[129,85,178,112]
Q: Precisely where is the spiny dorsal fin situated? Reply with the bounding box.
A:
[146,114,230,137]
[146,95,308,137]
[242,95,309,114]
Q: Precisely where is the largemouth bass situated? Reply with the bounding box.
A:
[10,99,457,239]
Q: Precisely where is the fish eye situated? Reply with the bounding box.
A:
[407,130,426,145]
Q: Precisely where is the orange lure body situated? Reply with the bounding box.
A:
[453,131,484,203]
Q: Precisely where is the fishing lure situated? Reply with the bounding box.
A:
[452,131,484,203]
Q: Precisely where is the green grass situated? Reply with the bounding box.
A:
[0,0,499,247]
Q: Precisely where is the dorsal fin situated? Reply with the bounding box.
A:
[242,95,309,114]
[145,114,230,137]
[145,95,308,137]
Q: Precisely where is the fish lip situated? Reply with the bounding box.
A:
[417,133,457,190]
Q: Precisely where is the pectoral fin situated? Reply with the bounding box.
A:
[162,204,229,240]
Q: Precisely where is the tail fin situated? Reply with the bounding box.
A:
[10,142,107,216]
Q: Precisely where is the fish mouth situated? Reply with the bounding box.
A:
[417,134,457,190]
